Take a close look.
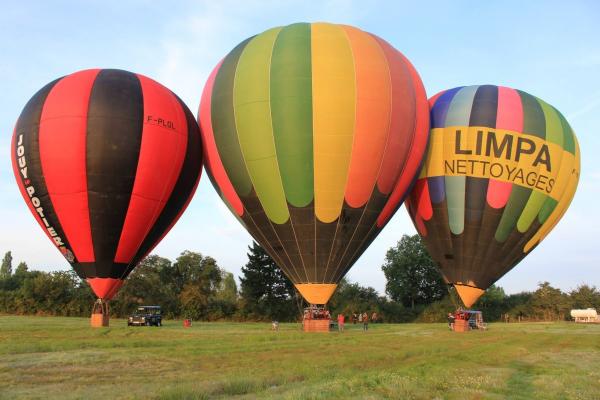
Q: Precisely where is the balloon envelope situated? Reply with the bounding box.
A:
[407,85,580,307]
[11,69,202,300]
[200,22,429,304]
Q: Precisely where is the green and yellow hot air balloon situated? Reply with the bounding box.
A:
[407,85,580,308]
[199,22,429,305]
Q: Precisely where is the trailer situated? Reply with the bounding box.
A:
[570,308,599,323]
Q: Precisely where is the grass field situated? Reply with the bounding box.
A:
[1,316,599,399]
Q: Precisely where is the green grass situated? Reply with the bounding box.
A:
[1,316,599,399]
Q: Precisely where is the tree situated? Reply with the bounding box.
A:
[175,251,225,320]
[239,242,298,321]
[1,251,13,278]
[503,292,533,321]
[210,272,238,319]
[113,251,235,320]
[328,279,415,323]
[217,272,238,303]
[530,282,571,321]
[15,262,28,276]
[382,235,446,308]
[112,255,174,317]
[329,279,380,315]
[569,285,600,310]
[474,285,507,321]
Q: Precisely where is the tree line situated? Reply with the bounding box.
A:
[0,235,598,322]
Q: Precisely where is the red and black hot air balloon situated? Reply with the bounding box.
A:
[11,69,202,325]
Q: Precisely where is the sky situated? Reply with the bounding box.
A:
[1,0,599,295]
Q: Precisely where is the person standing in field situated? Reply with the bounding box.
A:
[371,312,378,323]
[337,313,345,332]
[362,312,369,331]
[358,312,363,323]
[447,312,455,330]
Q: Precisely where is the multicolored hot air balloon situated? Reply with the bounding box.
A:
[11,69,202,308]
[407,85,580,308]
[199,22,429,305]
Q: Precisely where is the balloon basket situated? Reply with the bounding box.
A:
[303,319,330,332]
[302,305,331,332]
[90,299,109,328]
[453,319,470,332]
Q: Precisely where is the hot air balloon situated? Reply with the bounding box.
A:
[407,85,580,308]
[199,22,429,307]
[11,69,202,326]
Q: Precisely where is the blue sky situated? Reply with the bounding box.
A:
[1,1,599,295]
